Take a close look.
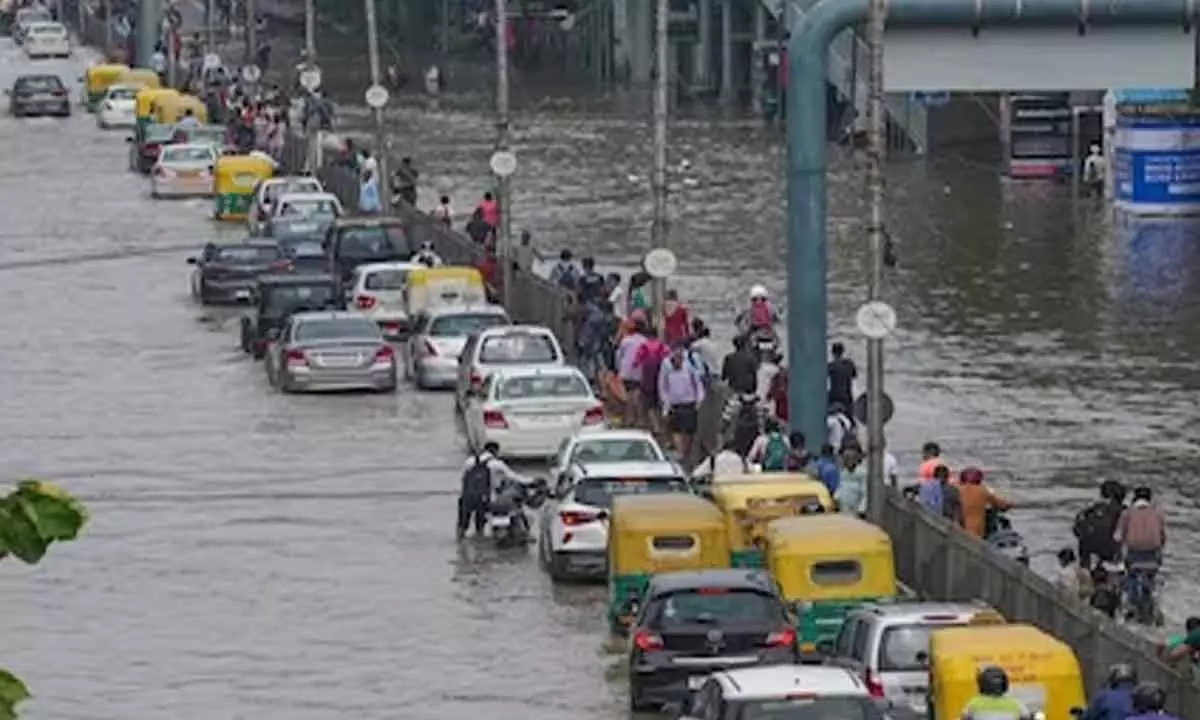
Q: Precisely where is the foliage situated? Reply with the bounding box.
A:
[0,480,88,719]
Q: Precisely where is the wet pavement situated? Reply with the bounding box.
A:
[1,20,1198,720]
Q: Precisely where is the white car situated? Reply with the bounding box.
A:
[150,143,216,199]
[463,366,605,460]
[455,325,565,411]
[23,21,70,58]
[95,83,137,129]
[247,176,325,234]
[13,5,52,43]
[547,428,667,484]
[684,666,884,720]
[265,191,343,233]
[405,304,511,390]
[537,459,689,580]
[347,261,420,340]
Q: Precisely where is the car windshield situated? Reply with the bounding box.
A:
[428,313,507,337]
[214,245,278,263]
[732,697,880,720]
[573,476,688,508]
[878,624,947,672]
[184,128,224,146]
[19,9,51,21]
[495,373,590,401]
[30,24,64,35]
[145,125,175,143]
[264,284,336,314]
[364,269,409,291]
[294,317,380,342]
[108,86,138,100]
[16,76,62,92]
[163,146,213,163]
[653,589,780,628]
[279,198,339,217]
[571,439,663,464]
[279,238,325,258]
[265,180,322,204]
[479,333,558,364]
[336,226,411,260]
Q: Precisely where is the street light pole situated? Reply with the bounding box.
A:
[206,0,215,51]
[864,0,888,522]
[650,0,669,335]
[495,0,513,308]
[103,0,113,55]
[303,0,319,177]
[246,0,257,66]
[364,0,390,210]
[304,0,315,61]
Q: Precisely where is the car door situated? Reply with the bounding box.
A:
[828,615,867,674]
[191,242,216,294]
[548,436,573,484]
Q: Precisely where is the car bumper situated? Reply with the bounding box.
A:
[203,279,256,302]
[481,426,571,459]
[288,364,395,392]
[632,649,796,706]
[153,177,213,197]
[15,100,68,115]
[26,46,70,57]
[550,548,607,578]
[97,107,135,127]
[413,356,458,387]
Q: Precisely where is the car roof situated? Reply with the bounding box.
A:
[570,428,658,444]
[264,176,320,186]
[851,601,992,625]
[476,324,554,338]
[277,191,338,202]
[332,216,403,228]
[27,20,64,28]
[356,261,421,274]
[489,365,587,383]
[257,273,334,286]
[713,665,870,700]
[289,310,372,323]
[570,460,683,478]
[213,238,277,248]
[162,143,215,153]
[647,568,775,596]
[15,74,61,83]
[426,303,508,318]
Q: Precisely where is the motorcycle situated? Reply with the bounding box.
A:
[487,480,545,549]
[1123,557,1162,626]
[984,509,1029,566]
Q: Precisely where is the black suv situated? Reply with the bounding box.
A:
[323,217,413,298]
[628,569,799,712]
[188,239,285,304]
[240,274,339,359]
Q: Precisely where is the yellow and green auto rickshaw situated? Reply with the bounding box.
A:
[928,624,1086,719]
[117,67,161,90]
[607,493,729,633]
[133,86,179,140]
[213,154,275,221]
[708,473,833,568]
[764,514,897,656]
[153,92,208,125]
[81,63,128,110]
[405,266,486,317]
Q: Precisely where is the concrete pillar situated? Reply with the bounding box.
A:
[630,0,652,85]
[137,0,159,68]
[693,0,712,88]
[719,0,733,103]
[751,0,765,113]
[612,0,630,80]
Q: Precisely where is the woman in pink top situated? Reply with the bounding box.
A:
[478,192,500,228]
[634,333,670,434]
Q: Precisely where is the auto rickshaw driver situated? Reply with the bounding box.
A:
[960,666,1035,720]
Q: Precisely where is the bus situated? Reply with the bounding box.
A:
[1002,93,1073,178]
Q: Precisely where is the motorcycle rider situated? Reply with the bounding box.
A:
[735,285,780,343]
[1073,480,1127,570]
[457,441,532,541]
[413,240,443,268]
[957,467,1012,540]
[960,666,1033,719]
[1081,663,1137,720]
[1115,485,1166,616]
[1126,682,1178,719]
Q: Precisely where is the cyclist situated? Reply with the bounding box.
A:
[960,666,1033,719]
[1115,486,1165,620]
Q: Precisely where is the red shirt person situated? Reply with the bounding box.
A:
[663,289,690,346]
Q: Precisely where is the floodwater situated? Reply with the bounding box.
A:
[1,21,1198,720]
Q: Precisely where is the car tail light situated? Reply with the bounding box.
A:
[863,669,885,698]
[583,405,605,425]
[422,340,438,357]
[374,345,394,362]
[632,630,664,651]
[144,143,160,155]
[153,166,169,177]
[558,510,597,526]
[354,294,376,310]
[765,627,796,647]
[284,348,307,365]
[269,260,293,272]
[482,409,508,429]
[51,88,67,97]
[469,370,483,389]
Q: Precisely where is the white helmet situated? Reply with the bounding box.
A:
[749,284,769,300]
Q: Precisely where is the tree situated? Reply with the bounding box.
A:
[0,480,89,720]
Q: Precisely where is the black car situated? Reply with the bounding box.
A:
[324,217,414,298]
[265,215,336,241]
[188,240,286,304]
[8,74,69,117]
[628,569,799,712]
[240,273,339,359]
[274,231,330,274]
[129,123,179,175]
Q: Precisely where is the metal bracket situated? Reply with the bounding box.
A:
[1078,0,1088,35]
[972,0,982,36]
[1187,0,1195,33]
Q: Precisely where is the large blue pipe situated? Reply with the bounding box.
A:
[785,0,1198,451]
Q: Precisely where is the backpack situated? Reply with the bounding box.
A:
[1073,501,1116,547]
[761,432,788,471]
[835,414,860,451]
[732,401,762,455]
[640,345,665,392]
[461,455,491,502]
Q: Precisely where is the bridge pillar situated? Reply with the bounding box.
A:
[137,0,159,67]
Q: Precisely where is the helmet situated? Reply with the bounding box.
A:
[749,284,769,300]
[420,240,434,252]
[959,467,984,485]
[976,665,1009,697]
[1132,682,1166,712]
[1107,663,1137,688]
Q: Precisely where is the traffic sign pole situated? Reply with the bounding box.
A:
[363,0,389,211]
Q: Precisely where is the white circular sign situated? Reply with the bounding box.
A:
[643,248,677,279]
[203,53,221,71]
[365,84,389,109]
[489,150,518,177]
[241,64,262,83]
[855,301,897,339]
[299,66,322,91]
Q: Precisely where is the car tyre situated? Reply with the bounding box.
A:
[279,368,296,394]
[239,321,252,353]
[542,541,571,582]
[197,279,213,304]
[251,342,266,361]
[628,681,651,713]
[379,367,398,393]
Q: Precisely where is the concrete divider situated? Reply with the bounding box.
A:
[309,155,1200,714]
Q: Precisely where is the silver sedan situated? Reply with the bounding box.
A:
[264,311,398,394]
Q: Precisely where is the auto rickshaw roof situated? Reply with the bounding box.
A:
[929,624,1081,680]
[610,493,722,531]
[712,477,833,504]
[765,514,891,550]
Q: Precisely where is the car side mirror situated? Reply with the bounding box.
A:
[815,639,835,655]
[186,257,197,264]
[915,650,929,668]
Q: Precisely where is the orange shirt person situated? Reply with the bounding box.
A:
[957,467,1011,539]
[918,441,944,482]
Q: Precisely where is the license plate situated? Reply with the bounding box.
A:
[178,171,201,178]
[382,324,399,334]
[320,356,358,368]
[687,676,705,690]
[234,289,251,299]
[489,515,511,529]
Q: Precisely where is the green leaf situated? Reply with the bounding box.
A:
[0,668,30,719]
[0,499,48,564]
[14,482,87,542]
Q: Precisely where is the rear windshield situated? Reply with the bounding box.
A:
[573,477,688,508]
[570,439,663,464]
[183,128,224,146]
[108,86,138,100]
[265,180,322,204]
[264,284,336,313]
[293,318,379,342]
[215,245,278,263]
[16,76,63,91]
[479,333,559,364]
[364,269,409,291]
[495,373,590,400]
[428,313,508,337]
[280,198,339,218]
[650,588,781,629]
[878,624,946,672]
[279,238,325,258]
[732,698,880,720]
[163,146,213,163]
[335,226,411,260]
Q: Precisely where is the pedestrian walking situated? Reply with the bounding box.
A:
[658,343,705,459]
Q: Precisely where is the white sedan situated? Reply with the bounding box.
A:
[151,144,217,199]
[462,366,606,460]
[347,261,420,340]
[13,6,52,44]
[246,176,325,234]
[547,428,667,484]
[96,83,138,129]
[23,22,70,58]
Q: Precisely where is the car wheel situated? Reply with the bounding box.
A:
[628,680,652,713]
[251,342,266,361]
[197,279,212,304]
[279,369,296,394]
[239,322,252,353]
[12,106,22,118]
[379,368,398,393]
[547,549,571,583]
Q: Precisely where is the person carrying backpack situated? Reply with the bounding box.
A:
[457,441,529,540]
[748,418,790,471]
[721,392,768,460]
[826,402,858,451]
[1073,480,1127,569]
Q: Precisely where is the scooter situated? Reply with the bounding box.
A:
[486,480,545,549]
[984,509,1029,566]
[1123,558,1163,626]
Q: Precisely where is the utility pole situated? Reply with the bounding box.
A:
[304,0,315,62]
[76,0,84,41]
[864,0,888,521]
[440,0,450,57]
[206,0,215,51]
[364,0,391,210]
[303,0,319,177]
[246,0,257,66]
[495,0,513,308]
[650,0,669,334]
[103,0,113,56]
